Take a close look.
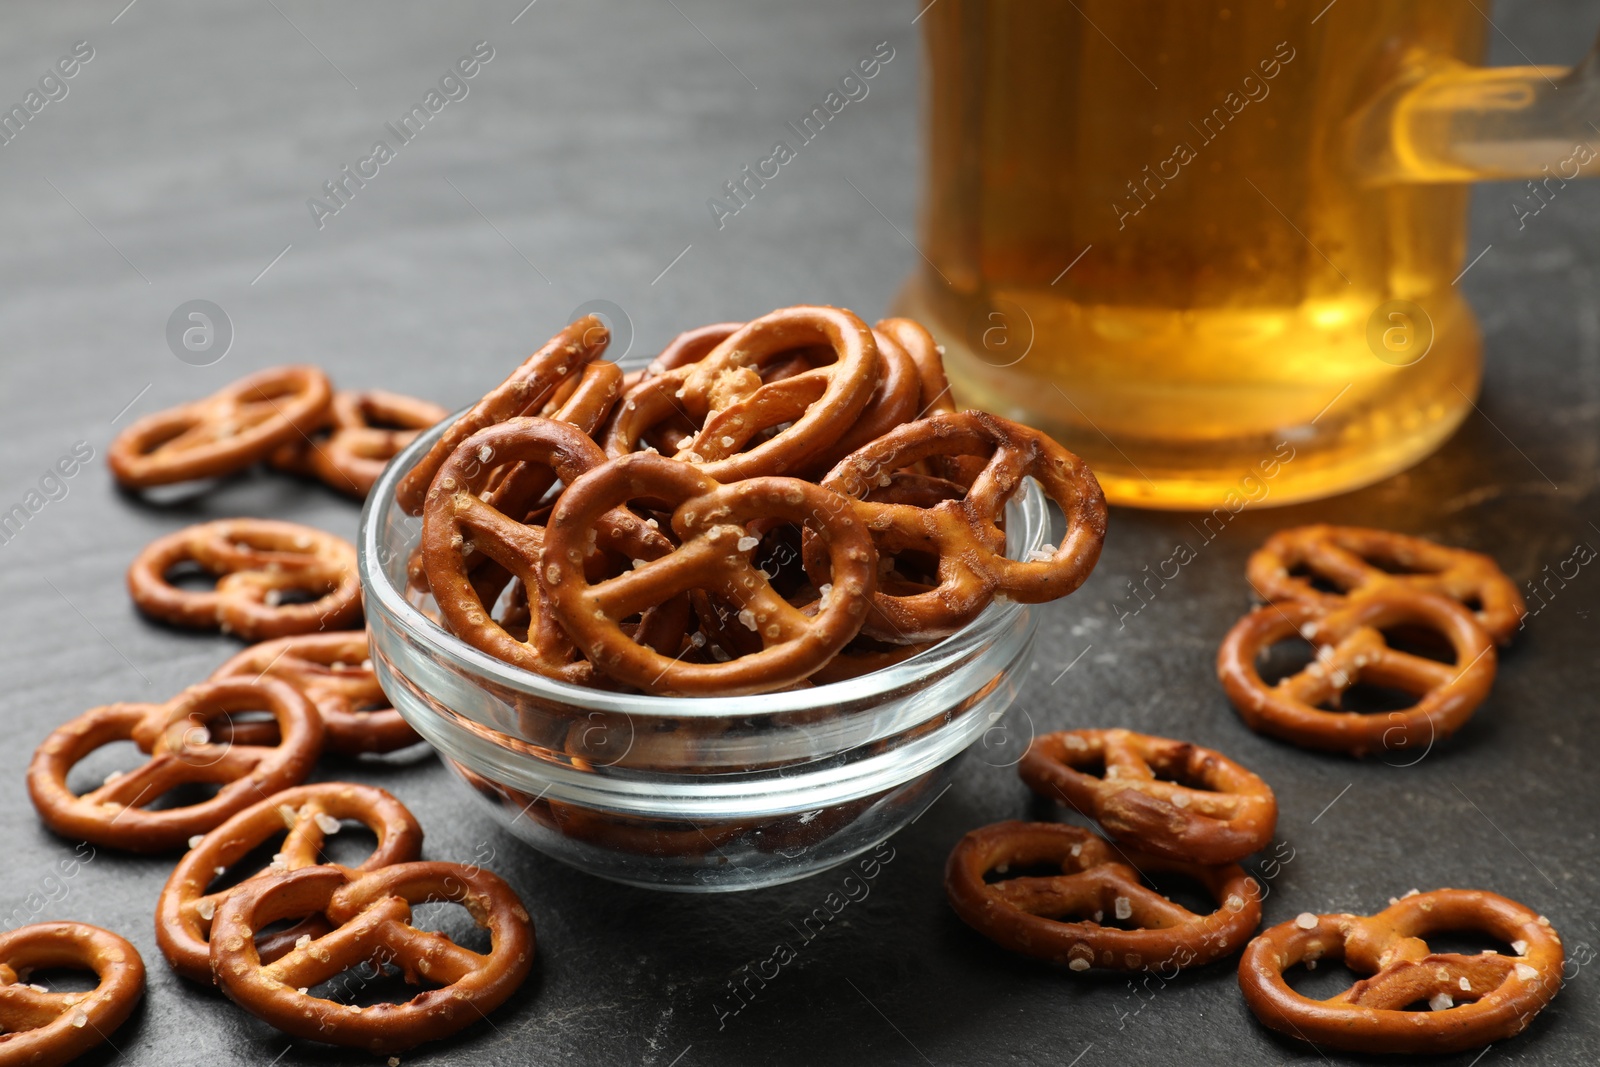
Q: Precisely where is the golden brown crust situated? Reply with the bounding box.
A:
[395,317,609,514]
[126,518,361,641]
[108,365,332,489]
[26,679,324,852]
[541,452,877,695]
[815,410,1106,641]
[1217,588,1496,757]
[1239,889,1563,1054]
[945,821,1261,972]
[209,631,418,754]
[154,782,423,982]
[1019,729,1277,864]
[0,921,146,1067]
[604,305,881,481]
[209,861,534,1053]
[1246,524,1525,645]
[271,388,448,498]
[420,418,673,684]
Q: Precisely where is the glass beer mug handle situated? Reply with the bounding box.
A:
[1352,26,1600,184]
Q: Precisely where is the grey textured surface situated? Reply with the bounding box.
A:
[0,1,1597,1064]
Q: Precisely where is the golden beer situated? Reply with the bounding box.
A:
[899,0,1599,508]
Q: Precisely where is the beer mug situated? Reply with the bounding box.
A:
[897,1,1600,508]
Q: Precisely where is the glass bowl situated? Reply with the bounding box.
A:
[359,416,1044,892]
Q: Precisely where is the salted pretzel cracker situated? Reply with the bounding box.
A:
[210,632,419,754]
[28,679,323,852]
[127,518,361,641]
[642,321,743,379]
[1217,589,1496,757]
[945,821,1261,971]
[422,418,681,684]
[480,359,623,518]
[675,306,881,479]
[604,306,881,481]
[615,323,741,443]
[0,922,145,1067]
[156,782,423,982]
[1247,524,1525,645]
[395,316,609,514]
[1020,729,1277,865]
[815,410,1106,640]
[872,318,987,484]
[271,389,448,498]
[1239,889,1563,1054]
[542,452,877,695]
[108,364,333,489]
[877,317,955,417]
[210,861,534,1053]
[799,320,922,475]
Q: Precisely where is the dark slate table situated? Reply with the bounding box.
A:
[1,1,1595,1064]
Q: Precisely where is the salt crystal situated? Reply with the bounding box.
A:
[1068,958,1090,972]
[315,813,341,835]
[1171,793,1190,809]
[104,770,123,782]
[388,1059,401,1067]
[1428,993,1453,1011]
[1225,895,1244,911]
[71,1011,87,1028]
[277,804,298,828]
[27,983,46,992]
[264,589,283,607]
[1114,897,1132,921]
[214,866,226,878]
[197,900,215,921]
[1295,913,1318,930]
[188,834,205,849]
[1512,939,1528,955]
[477,445,493,463]
[645,518,659,529]
[736,536,759,552]
[1459,977,1471,991]
[689,632,706,648]
[1515,964,1539,981]
[738,609,757,631]
[720,436,736,449]
[295,934,312,950]
[1070,843,1082,857]
[1402,888,1420,898]
[269,852,289,872]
